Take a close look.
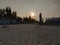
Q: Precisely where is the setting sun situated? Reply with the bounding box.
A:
[31,12,35,17]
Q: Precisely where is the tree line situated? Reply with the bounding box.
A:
[0,7,38,25]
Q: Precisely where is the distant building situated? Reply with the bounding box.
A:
[45,17,60,25]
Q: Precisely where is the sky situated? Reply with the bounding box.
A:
[0,0,60,21]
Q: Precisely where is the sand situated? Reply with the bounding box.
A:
[0,24,60,45]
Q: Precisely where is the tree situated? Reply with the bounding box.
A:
[0,9,2,19]
[12,11,17,20]
[6,7,12,19]
[39,13,43,24]
[6,7,11,14]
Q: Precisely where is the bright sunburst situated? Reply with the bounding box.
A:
[31,12,35,17]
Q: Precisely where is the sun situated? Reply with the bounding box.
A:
[31,12,35,17]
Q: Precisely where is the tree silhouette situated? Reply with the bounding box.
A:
[39,13,43,24]
[12,11,17,20]
[6,7,12,20]
[0,7,37,24]
[6,7,11,14]
[0,9,3,19]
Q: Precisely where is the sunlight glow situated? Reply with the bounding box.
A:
[31,12,35,17]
